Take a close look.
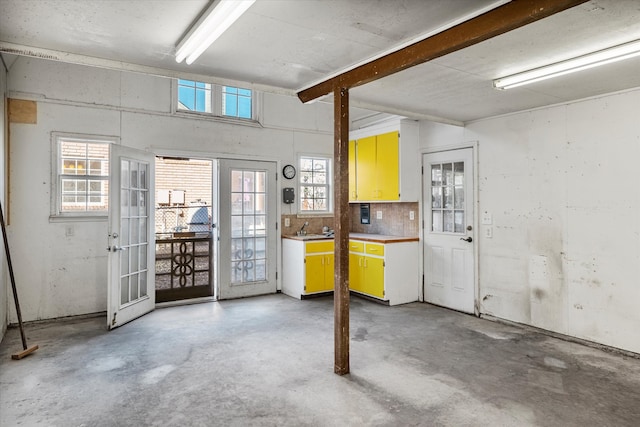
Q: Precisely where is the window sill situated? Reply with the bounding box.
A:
[49,214,108,223]
[174,111,263,128]
[296,213,334,218]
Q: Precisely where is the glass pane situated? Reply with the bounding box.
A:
[454,211,465,233]
[255,171,266,193]
[243,171,255,192]
[130,162,139,190]
[254,237,266,259]
[443,163,453,186]
[130,190,138,211]
[77,180,87,192]
[431,164,442,186]
[231,216,243,238]
[130,273,139,300]
[121,190,129,217]
[243,216,255,236]
[432,210,442,232]
[444,210,454,233]
[131,218,139,244]
[255,259,266,281]
[232,193,243,215]
[313,172,326,184]
[314,198,327,211]
[121,249,130,279]
[300,171,313,184]
[120,276,129,305]
[121,160,130,188]
[243,194,255,214]
[139,272,147,297]
[254,215,266,235]
[444,187,453,209]
[140,164,148,189]
[238,97,252,119]
[139,191,147,217]
[231,170,243,192]
[243,238,255,259]
[75,160,87,175]
[300,158,313,171]
[432,187,442,208]
[454,186,464,209]
[255,194,266,215]
[454,162,464,186]
[139,217,147,242]
[232,238,243,260]
[140,244,147,270]
[314,187,326,199]
[131,243,139,272]
[231,262,242,283]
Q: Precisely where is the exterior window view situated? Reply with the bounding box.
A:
[177,79,253,119]
[299,156,330,212]
[57,137,110,213]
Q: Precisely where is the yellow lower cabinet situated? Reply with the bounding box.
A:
[362,256,384,299]
[305,241,334,293]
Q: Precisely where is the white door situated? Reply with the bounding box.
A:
[217,159,277,299]
[107,145,155,329]
[423,148,475,313]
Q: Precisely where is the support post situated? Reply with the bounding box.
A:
[333,87,350,375]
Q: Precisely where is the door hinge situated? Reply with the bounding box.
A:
[422,274,425,286]
[276,272,278,280]
[383,261,386,267]
[275,222,278,230]
[111,312,117,326]
[383,290,386,296]
[421,165,424,175]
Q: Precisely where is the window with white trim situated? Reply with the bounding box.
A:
[52,134,114,217]
[299,156,332,213]
[176,79,255,120]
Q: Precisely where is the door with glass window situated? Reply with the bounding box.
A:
[107,145,155,329]
[422,148,475,314]
[218,160,277,299]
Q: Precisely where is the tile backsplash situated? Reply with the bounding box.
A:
[281,202,419,237]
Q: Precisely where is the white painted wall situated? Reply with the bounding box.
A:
[6,57,337,323]
[420,88,640,354]
[0,62,7,341]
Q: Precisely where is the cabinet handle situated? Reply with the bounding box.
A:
[321,257,325,265]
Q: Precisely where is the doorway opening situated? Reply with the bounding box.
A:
[154,157,215,303]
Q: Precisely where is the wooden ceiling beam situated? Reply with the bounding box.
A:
[297,0,589,103]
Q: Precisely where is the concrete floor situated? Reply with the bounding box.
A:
[1,294,639,426]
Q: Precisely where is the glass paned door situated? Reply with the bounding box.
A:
[422,148,475,314]
[230,169,267,284]
[218,160,277,299]
[108,145,155,329]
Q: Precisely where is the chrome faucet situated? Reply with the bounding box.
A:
[297,221,309,236]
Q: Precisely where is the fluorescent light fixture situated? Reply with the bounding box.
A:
[494,39,640,90]
[176,0,256,65]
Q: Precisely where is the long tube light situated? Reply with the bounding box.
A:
[494,39,640,90]
[176,0,256,65]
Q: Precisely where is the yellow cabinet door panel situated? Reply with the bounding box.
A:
[365,243,384,256]
[306,241,334,254]
[376,131,399,200]
[305,255,325,293]
[349,253,364,292]
[349,140,357,201]
[324,254,334,291]
[349,240,364,252]
[356,136,377,201]
[363,256,385,298]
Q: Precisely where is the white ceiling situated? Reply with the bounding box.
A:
[1,0,640,124]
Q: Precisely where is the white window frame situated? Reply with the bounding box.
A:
[50,133,118,221]
[172,79,261,124]
[297,154,333,215]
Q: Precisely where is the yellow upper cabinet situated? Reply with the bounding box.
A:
[350,131,399,201]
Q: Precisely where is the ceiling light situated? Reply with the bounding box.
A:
[493,39,640,90]
[176,0,256,65]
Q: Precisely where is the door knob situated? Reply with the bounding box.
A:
[460,237,473,243]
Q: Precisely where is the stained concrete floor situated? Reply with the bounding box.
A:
[1,294,639,426]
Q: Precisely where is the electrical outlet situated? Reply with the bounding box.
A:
[482,211,493,225]
[409,211,415,220]
[284,218,290,227]
[65,225,74,237]
[376,211,382,220]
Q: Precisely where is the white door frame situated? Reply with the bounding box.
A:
[420,141,479,315]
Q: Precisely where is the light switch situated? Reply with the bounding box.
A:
[409,211,415,221]
[376,211,382,220]
[284,218,290,227]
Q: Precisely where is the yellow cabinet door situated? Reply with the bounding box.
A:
[362,256,384,298]
[324,254,334,290]
[356,135,377,201]
[305,254,333,293]
[375,131,399,200]
[349,253,364,292]
[349,140,357,201]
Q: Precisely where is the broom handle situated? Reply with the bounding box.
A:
[0,200,28,350]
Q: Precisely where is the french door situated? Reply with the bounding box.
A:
[107,145,155,329]
[217,159,277,299]
[422,148,475,314]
